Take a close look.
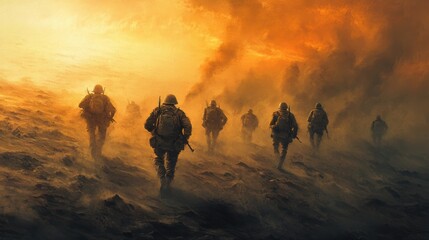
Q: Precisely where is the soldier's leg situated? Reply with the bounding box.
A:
[278,139,289,169]
[310,130,316,149]
[97,124,108,157]
[212,130,219,149]
[316,131,323,149]
[165,151,179,188]
[205,129,212,150]
[154,148,167,188]
[244,129,251,143]
[272,137,280,156]
[87,122,97,159]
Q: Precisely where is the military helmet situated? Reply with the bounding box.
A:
[279,102,288,111]
[93,84,104,94]
[210,100,217,107]
[315,102,322,109]
[248,108,253,113]
[164,94,178,105]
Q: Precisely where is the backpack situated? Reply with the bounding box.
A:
[88,94,105,114]
[205,107,222,125]
[156,107,180,137]
[311,109,325,126]
[243,114,255,129]
[274,112,291,132]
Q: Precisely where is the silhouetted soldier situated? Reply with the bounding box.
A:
[126,101,142,119]
[270,102,298,170]
[307,102,329,151]
[145,94,192,195]
[371,115,388,146]
[202,100,227,152]
[79,84,116,159]
[241,109,259,143]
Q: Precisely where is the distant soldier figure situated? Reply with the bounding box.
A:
[145,94,192,195]
[79,84,116,159]
[270,102,299,170]
[202,100,227,151]
[371,115,388,145]
[126,101,142,119]
[241,109,259,143]
[307,102,329,150]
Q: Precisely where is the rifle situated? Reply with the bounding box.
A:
[87,88,91,95]
[184,138,195,152]
[325,127,330,139]
[295,136,302,143]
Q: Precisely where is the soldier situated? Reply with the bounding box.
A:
[371,115,388,145]
[241,109,259,143]
[79,84,116,159]
[144,94,192,195]
[307,102,329,150]
[202,100,227,152]
[126,101,142,119]
[270,102,298,170]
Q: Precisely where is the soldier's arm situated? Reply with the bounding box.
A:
[307,111,313,122]
[180,111,192,139]
[144,109,158,132]
[324,111,329,126]
[220,109,228,124]
[202,108,207,121]
[106,97,117,118]
[78,95,91,108]
[269,113,277,128]
[291,114,299,137]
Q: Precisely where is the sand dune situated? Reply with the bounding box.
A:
[0,82,428,240]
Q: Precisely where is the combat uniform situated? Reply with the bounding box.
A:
[307,103,329,150]
[371,115,388,145]
[202,100,227,151]
[270,102,298,170]
[145,95,192,193]
[241,109,259,143]
[79,84,116,159]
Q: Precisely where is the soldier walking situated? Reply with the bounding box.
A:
[145,94,192,195]
[371,115,388,146]
[79,84,116,159]
[307,103,329,151]
[270,102,299,170]
[202,100,227,152]
[241,109,259,143]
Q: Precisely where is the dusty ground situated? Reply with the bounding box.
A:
[0,82,428,240]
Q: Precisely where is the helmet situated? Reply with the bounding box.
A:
[164,94,178,105]
[210,100,217,107]
[93,84,104,94]
[315,102,322,109]
[248,109,253,113]
[279,102,288,111]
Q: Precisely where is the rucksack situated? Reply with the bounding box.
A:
[243,114,256,129]
[311,109,325,126]
[274,112,291,132]
[205,107,221,124]
[156,107,180,137]
[88,94,105,114]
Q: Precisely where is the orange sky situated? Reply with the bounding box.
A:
[0,0,224,100]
